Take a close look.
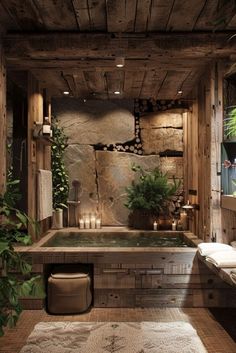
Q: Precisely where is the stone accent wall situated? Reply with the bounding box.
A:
[52,98,185,226]
[53,98,134,145]
[140,110,183,155]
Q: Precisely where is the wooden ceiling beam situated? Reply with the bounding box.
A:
[5,57,210,70]
[3,32,236,62]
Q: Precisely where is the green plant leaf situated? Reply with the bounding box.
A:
[0,169,43,336]
[51,117,69,209]
[0,241,10,254]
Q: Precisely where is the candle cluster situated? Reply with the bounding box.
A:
[79,214,101,229]
[152,211,188,231]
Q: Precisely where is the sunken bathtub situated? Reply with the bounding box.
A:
[20,227,236,309]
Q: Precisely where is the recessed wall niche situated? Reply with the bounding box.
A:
[52,98,186,225]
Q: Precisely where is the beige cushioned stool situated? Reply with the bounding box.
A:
[47,266,92,314]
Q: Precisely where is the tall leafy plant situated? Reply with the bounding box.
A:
[0,173,45,336]
[224,107,236,139]
[51,117,69,209]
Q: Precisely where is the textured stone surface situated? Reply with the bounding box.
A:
[160,157,183,179]
[96,151,160,225]
[140,110,183,129]
[140,110,183,154]
[64,150,183,226]
[52,98,135,145]
[141,128,183,154]
[64,144,98,217]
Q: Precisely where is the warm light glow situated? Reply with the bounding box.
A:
[178,90,183,94]
[114,91,120,94]
[115,57,125,67]
[63,91,70,95]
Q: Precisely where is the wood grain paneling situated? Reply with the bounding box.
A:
[1,0,44,31]
[73,0,107,31]
[0,41,6,195]
[34,0,77,30]
[166,0,206,31]
[106,0,136,32]
[1,0,236,33]
[6,32,232,99]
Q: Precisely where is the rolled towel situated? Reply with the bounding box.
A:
[231,241,236,248]
[206,250,236,268]
[197,242,233,256]
[230,270,236,285]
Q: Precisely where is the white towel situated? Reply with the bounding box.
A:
[37,169,53,221]
[230,271,236,285]
[197,242,233,256]
[231,241,236,248]
[206,250,236,268]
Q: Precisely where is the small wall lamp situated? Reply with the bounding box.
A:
[182,200,200,211]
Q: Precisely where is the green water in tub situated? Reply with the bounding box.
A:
[42,231,194,247]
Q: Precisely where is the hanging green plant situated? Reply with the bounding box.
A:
[224,107,236,139]
[51,117,69,210]
[0,175,45,336]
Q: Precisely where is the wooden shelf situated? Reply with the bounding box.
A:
[221,195,236,212]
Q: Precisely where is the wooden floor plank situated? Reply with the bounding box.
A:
[0,308,235,353]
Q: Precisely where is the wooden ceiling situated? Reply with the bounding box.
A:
[2,0,236,100]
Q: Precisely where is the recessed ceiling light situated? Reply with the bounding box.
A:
[63,91,70,95]
[114,91,120,95]
[115,57,125,68]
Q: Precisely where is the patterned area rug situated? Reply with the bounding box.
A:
[20,321,208,353]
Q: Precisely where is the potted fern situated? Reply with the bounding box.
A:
[125,165,180,229]
[51,117,69,228]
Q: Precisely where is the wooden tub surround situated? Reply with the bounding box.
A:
[16,228,236,309]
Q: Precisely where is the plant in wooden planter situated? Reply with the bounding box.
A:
[51,117,69,228]
[125,165,180,229]
[0,174,45,336]
[224,107,236,139]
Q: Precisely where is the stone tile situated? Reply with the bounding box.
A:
[52,98,135,145]
[142,128,183,154]
[140,110,183,155]
[64,144,98,216]
[96,151,160,225]
[140,110,183,129]
[160,157,183,179]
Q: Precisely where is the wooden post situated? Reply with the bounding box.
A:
[28,72,43,240]
[0,40,6,195]
[28,73,52,239]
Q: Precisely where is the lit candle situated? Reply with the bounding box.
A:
[180,211,188,230]
[79,219,84,229]
[96,218,101,229]
[85,218,90,229]
[153,221,157,231]
[90,216,96,229]
[172,220,177,231]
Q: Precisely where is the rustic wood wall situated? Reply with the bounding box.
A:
[183,102,199,235]
[186,62,236,243]
[0,39,6,195]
